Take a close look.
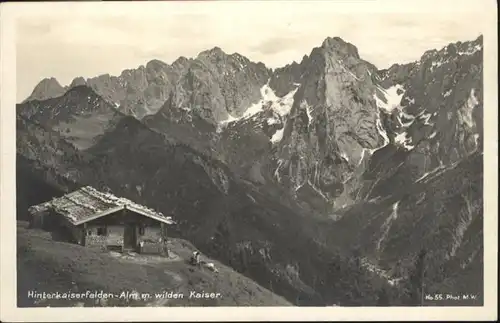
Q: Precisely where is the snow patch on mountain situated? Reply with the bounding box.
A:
[401,110,416,121]
[457,44,482,56]
[377,201,400,253]
[374,85,405,112]
[473,134,480,146]
[399,113,415,127]
[271,128,284,143]
[457,88,480,128]
[274,87,300,117]
[219,83,299,127]
[375,114,390,147]
[419,112,434,126]
[267,85,300,144]
[394,131,415,151]
[217,114,239,132]
[301,100,314,126]
[415,163,456,184]
[267,118,280,125]
[430,60,444,71]
[307,180,329,201]
[358,148,372,165]
[273,159,285,182]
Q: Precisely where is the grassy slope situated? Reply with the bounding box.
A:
[17,221,292,307]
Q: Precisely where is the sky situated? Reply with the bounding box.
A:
[14,0,491,102]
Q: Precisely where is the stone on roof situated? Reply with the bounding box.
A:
[28,186,174,225]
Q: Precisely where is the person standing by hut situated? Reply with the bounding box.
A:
[191,251,201,266]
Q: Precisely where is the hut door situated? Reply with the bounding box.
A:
[123,223,137,251]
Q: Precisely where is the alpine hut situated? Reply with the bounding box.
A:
[27,186,175,256]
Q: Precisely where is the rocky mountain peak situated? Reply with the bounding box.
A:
[69,76,87,88]
[321,36,361,59]
[411,35,483,71]
[23,77,67,103]
[198,46,227,59]
[145,59,169,71]
[265,36,390,207]
[17,84,122,150]
[172,56,190,68]
[157,48,271,124]
[64,84,101,99]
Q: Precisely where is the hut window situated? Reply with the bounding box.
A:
[139,226,145,236]
[97,227,107,236]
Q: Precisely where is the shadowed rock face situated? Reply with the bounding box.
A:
[270,37,385,202]
[377,35,483,166]
[167,48,271,124]
[340,35,484,206]
[18,34,484,306]
[17,85,125,150]
[82,62,183,120]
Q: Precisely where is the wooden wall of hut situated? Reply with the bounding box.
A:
[77,209,169,255]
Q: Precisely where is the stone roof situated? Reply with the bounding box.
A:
[28,186,175,226]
